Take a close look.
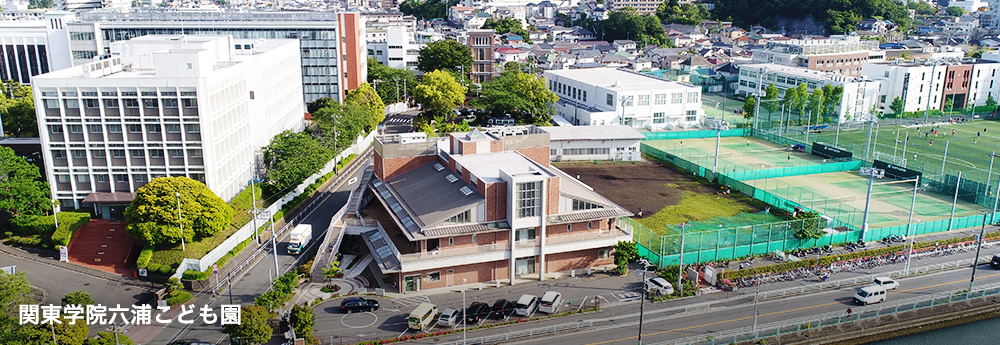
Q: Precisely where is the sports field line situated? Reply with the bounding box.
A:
[872,139,978,169]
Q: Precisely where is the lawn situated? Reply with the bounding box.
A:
[636,190,759,236]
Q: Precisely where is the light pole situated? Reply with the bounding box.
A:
[970,211,990,291]
[751,282,760,335]
[711,120,730,181]
[176,192,185,251]
[986,152,997,196]
[753,67,767,131]
[903,176,919,275]
[860,166,883,241]
[637,258,651,345]
[51,199,58,230]
[677,223,686,296]
[462,277,468,345]
[261,209,280,281]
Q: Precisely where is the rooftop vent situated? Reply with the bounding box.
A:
[446,174,459,183]
[460,186,474,196]
[434,163,445,171]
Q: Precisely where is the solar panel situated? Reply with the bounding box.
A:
[445,174,459,183]
[375,245,393,258]
[369,231,383,242]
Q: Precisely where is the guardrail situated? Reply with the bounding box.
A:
[652,281,1000,345]
[758,253,993,300]
[438,320,595,345]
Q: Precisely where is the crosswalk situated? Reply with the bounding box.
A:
[385,117,412,124]
[393,295,431,307]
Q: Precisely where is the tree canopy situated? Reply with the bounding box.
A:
[223,305,274,345]
[483,17,532,44]
[414,70,466,118]
[596,8,670,47]
[417,39,473,75]
[656,1,712,25]
[399,0,458,20]
[0,272,90,345]
[0,146,51,218]
[61,291,94,307]
[308,103,370,150]
[262,131,332,195]
[0,81,37,138]
[344,82,386,131]
[907,1,936,15]
[306,97,337,114]
[125,177,233,246]
[367,57,417,104]
[945,6,966,16]
[889,97,905,116]
[742,96,756,119]
[471,64,558,125]
[710,0,911,34]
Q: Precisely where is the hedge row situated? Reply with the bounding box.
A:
[137,246,153,268]
[9,212,91,246]
[146,263,176,275]
[165,290,192,306]
[50,212,91,246]
[182,236,254,281]
[722,229,1000,280]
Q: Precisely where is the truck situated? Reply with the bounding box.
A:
[287,224,313,255]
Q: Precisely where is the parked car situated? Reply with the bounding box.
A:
[490,299,516,319]
[514,294,539,316]
[853,285,887,305]
[408,303,439,330]
[340,297,379,313]
[538,291,564,314]
[991,255,1000,269]
[645,277,675,296]
[438,308,462,328]
[872,276,899,290]
[465,302,491,325]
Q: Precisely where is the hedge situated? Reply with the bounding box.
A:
[137,246,153,268]
[183,270,212,281]
[165,290,192,306]
[722,229,1000,280]
[50,212,92,246]
[10,212,90,245]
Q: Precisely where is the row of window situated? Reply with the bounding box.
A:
[605,92,698,106]
[51,124,200,134]
[44,98,197,109]
[563,148,611,156]
[53,148,203,159]
[551,81,588,102]
[55,173,205,184]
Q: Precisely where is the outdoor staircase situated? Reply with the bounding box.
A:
[350,165,375,218]
[67,220,136,275]
[345,254,373,279]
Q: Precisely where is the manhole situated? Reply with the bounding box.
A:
[83,283,90,286]
[124,288,131,291]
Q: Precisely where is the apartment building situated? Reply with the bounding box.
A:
[367,26,442,71]
[55,0,129,12]
[861,58,1000,115]
[469,29,495,83]
[751,36,885,77]
[735,64,882,123]
[363,11,417,42]
[0,11,75,85]
[54,9,365,103]
[360,127,632,292]
[32,35,304,211]
[605,0,661,14]
[544,68,704,130]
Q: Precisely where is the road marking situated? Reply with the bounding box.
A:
[341,312,379,329]
[586,271,1000,345]
[393,295,431,307]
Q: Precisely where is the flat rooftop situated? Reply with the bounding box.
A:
[545,68,697,92]
[452,151,555,183]
[540,125,645,141]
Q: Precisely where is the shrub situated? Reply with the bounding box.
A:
[165,290,192,306]
[183,270,212,281]
[147,263,162,273]
[159,265,173,275]
[298,260,314,276]
[136,246,153,268]
[10,212,90,246]
[50,212,91,246]
[10,215,56,235]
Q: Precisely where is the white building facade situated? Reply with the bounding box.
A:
[736,64,882,122]
[544,68,704,130]
[0,11,75,84]
[861,58,1000,115]
[367,26,425,71]
[32,35,304,208]
[541,125,644,162]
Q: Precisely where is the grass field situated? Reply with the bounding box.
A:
[643,136,829,174]
[798,119,1000,184]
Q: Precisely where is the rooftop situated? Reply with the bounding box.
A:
[741,63,870,82]
[545,68,698,91]
[452,151,555,183]
[540,125,645,141]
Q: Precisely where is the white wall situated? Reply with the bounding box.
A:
[550,139,641,162]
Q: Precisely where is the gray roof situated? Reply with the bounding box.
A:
[386,161,485,228]
[540,125,645,141]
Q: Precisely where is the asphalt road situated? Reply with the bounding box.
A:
[154,161,368,344]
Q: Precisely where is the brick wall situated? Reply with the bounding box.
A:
[490,139,504,153]
[401,259,510,290]
[379,155,437,181]
[461,141,476,155]
[374,151,385,180]
[546,247,613,273]
[548,221,605,237]
[513,145,550,166]
[484,181,507,221]
[546,176,559,215]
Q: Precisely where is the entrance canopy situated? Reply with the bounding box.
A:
[82,192,135,205]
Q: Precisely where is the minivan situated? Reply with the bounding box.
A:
[438,308,461,328]
[538,291,563,314]
[514,294,538,316]
[408,303,439,330]
[853,285,887,305]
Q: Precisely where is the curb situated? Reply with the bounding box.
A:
[0,242,149,288]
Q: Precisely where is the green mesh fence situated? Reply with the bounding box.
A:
[642,129,751,141]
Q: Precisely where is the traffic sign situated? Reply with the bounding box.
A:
[138,268,147,277]
[212,264,218,275]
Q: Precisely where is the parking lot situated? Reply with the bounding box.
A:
[312,269,647,343]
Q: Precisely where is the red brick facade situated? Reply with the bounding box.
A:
[546,248,613,273]
[377,154,437,181]
[483,181,508,221]
[513,146,550,167]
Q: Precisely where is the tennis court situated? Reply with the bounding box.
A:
[644,136,828,174]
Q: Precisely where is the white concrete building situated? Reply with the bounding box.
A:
[736,63,882,122]
[33,35,304,210]
[750,35,884,77]
[544,68,705,130]
[862,58,1000,115]
[367,26,422,70]
[0,11,75,84]
[541,125,644,162]
[948,0,988,13]
[55,0,129,12]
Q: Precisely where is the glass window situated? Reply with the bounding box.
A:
[638,95,649,106]
[107,124,122,133]
[165,124,181,133]
[671,93,683,103]
[655,94,667,105]
[687,92,699,103]
[516,181,541,218]
[105,99,119,108]
[49,125,63,134]
[68,125,83,133]
[182,99,197,108]
[142,99,158,108]
[88,125,102,133]
[148,149,163,158]
[145,124,160,133]
[91,150,106,158]
[606,94,613,106]
[110,149,125,158]
[163,99,178,108]
[653,112,665,124]
[130,149,144,158]
[84,99,99,108]
[169,149,184,158]
[52,150,67,159]
[185,124,201,133]
[123,99,139,108]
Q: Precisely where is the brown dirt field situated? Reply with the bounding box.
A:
[556,161,722,218]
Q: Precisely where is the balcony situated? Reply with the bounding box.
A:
[400,242,509,263]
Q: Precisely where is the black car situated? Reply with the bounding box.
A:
[490,299,515,319]
[465,302,491,324]
[340,297,379,313]
[991,255,1000,269]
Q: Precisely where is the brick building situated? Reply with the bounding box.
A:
[360,127,632,293]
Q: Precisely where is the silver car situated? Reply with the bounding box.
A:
[438,307,462,328]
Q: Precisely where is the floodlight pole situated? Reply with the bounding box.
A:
[677,223,686,297]
[949,171,962,231]
[986,152,996,196]
[941,141,950,181]
[753,68,766,131]
[993,176,1000,224]
[835,119,841,146]
[712,121,729,181]
[970,211,989,292]
[904,176,919,275]
[864,120,874,161]
[638,259,651,345]
[871,124,879,159]
[893,130,900,157]
[751,283,760,335]
[902,132,909,167]
[861,167,877,241]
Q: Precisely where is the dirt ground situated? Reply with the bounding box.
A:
[556,161,723,218]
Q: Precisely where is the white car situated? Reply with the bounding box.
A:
[872,276,899,290]
[645,277,674,296]
[438,308,462,328]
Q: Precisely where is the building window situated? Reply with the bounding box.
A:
[71,150,86,159]
[52,150,66,159]
[68,125,83,133]
[686,110,698,122]
[598,249,610,259]
[655,94,667,105]
[76,175,90,183]
[168,149,184,158]
[472,234,477,243]
[133,174,146,182]
[567,224,572,232]
[94,174,109,183]
[163,99,178,108]
[671,93,683,104]
[687,92,699,103]
[588,221,593,229]
[185,124,201,133]
[653,112,665,124]
[130,149,144,158]
[111,149,125,158]
[427,272,441,282]
[572,199,603,210]
[606,94,613,106]
[114,174,127,183]
[623,97,633,106]
[516,181,541,218]
[182,99,197,108]
[56,175,70,183]
[65,100,79,109]
[127,124,142,133]
[149,149,163,158]
[146,124,161,133]
[142,99,158,108]
[107,124,122,133]
[188,149,203,158]
[515,228,536,242]
[88,125,102,133]
[84,99,99,108]
[166,124,181,133]
[638,94,649,106]
[49,125,63,134]
[91,150,105,158]
[123,99,139,108]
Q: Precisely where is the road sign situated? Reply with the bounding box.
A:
[212,264,218,275]
[59,246,68,262]
[138,268,147,277]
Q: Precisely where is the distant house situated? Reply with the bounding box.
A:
[612,39,636,52]
[495,46,530,62]
[629,58,654,71]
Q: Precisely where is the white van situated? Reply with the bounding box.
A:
[514,294,538,316]
[408,303,440,330]
[538,291,563,314]
[853,285,887,305]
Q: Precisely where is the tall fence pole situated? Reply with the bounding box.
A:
[941,141,950,181]
[902,132,909,167]
[987,151,996,196]
[835,119,841,146]
[893,130,900,158]
[861,167,877,241]
[864,121,874,161]
[904,176,919,275]
[992,176,1000,224]
[872,124,880,159]
[949,171,962,231]
[678,223,686,295]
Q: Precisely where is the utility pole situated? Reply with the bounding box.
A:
[753,67,766,131]
[949,171,962,231]
[987,152,997,196]
[462,278,468,345]
[751,283,760,335]
[925,63,937,125]
[904,176,919,275]
[250,160,260,244]
[677,223,686,296]
[637,259,651,345]
[970,211,989,291]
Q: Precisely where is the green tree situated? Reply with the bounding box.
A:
[344,82,385,131]
[61,291,94,307]
[986,95,997,107]
[414,70,467,118]
[399,0,458,20]
[889,97,905,117]
[761,83,781,120]
[791,211,823,240]
[223,305,274,345]
[0,146,51,218]
[598,8,669,47]
[417,39,473,75]
[85,332,135,345]
[321,260,342,281]
[0,81,38,137]
[483,17,532,44]
[367,57,417,104]
[791,83,809,122]
[309,104,369,150]
[821,85,844,119]
[612,240,638,275]
[289,303,316,344]
[944,97,954,113]
[808,88,825,123]
[946,6,966,16]
[262,131,332,195]
[124,177,234,246]
[741,95,756,120]
[0,272,36,344]
[471,66,558,124]
[306,97,337,114]
[656,2,712,25]
[710,0,912,35]
[907,1,936,15]
[21,317,90,345]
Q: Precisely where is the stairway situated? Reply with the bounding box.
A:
[67,219,136,275]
